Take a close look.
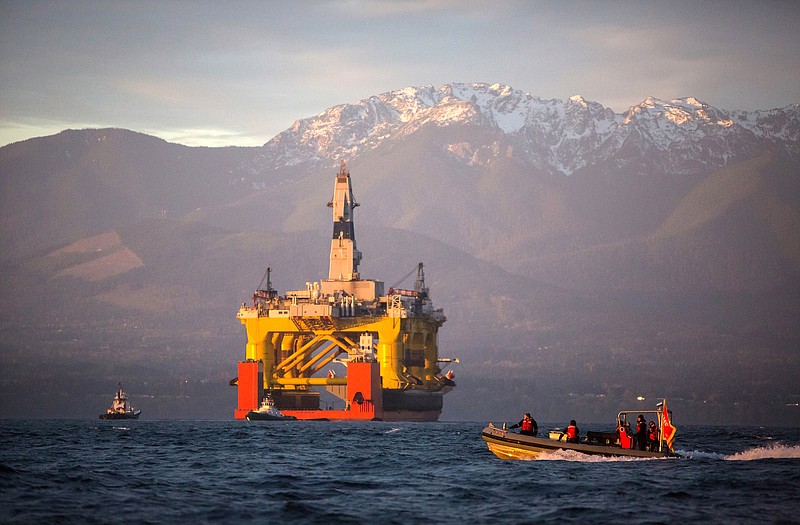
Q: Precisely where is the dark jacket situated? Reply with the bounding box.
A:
[635,420,648,450]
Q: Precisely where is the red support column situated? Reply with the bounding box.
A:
[346,361,382,417]
[235,361,260,419]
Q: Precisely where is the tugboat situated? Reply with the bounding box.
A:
[99,383,141,420]
[482,399,679,459]
[245,394,297,421]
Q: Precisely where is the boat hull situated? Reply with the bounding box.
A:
[481,426,673,460]
[245,411,297,421]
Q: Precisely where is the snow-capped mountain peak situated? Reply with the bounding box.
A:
[252,83,798,176]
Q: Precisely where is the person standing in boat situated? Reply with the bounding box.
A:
[647,420,660,451]
[509,413,538,436]
[617,420,633,449]
[635,415,648,451]
[564,420,580,443]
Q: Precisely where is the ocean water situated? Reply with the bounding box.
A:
[1,420,798,524]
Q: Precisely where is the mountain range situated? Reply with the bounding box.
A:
[1,83,798,425]
[253,83,798,175]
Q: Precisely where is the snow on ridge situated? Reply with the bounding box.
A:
[252,83,798,175]
[569,95,589,108]
[732,104,800,142]
[682,97,704,107]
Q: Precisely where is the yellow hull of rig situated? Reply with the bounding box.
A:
[233,161,456,421]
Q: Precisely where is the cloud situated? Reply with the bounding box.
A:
[153,126,263,148]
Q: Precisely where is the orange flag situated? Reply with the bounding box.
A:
[661,400,677,451]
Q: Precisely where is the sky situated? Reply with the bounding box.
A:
[1,0,799,148]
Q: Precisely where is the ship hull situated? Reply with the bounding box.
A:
[379,389,442,421]
[99,410,141,420]
[281,389,443,421]
[380,409,440,422]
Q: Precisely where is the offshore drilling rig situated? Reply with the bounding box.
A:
[233,161,457,421]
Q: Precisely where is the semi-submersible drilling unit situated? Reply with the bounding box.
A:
[233,161,457,421]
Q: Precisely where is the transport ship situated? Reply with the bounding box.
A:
[232,161,457,421]
[99,383,141,420]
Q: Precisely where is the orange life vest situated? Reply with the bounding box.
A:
[521,419,533,432]
[566,425,577,440]
[618,425,631,449]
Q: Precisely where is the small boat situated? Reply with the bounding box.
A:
[99,383,141,420]
[245,395,297,421]
[482,399,679,460]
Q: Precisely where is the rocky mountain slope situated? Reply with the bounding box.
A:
[249,82,798,177]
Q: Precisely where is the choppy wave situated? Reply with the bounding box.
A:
[677,449,727,460]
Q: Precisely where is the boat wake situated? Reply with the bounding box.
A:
[532,449,669,462]
[724,444,800,461]
[522,444,800,462]
[677,444,800,461]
